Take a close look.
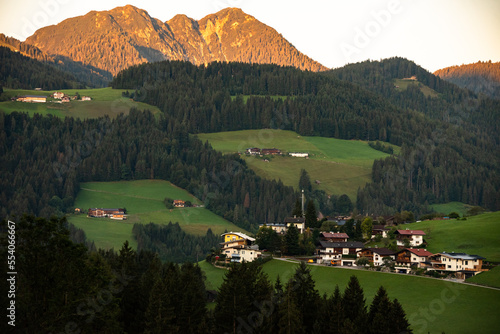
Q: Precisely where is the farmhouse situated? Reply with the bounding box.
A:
[258,223,287,234]
[320,232,349,242]
[53,91,64,99]
[173,200,185,207]
[371,225,390,239]
[395,248,433,268]
[81,96,92,101]
[394,229,426,246]
[284,216,306,234]
[261,148,281,155]
[220,232,261,263]
[17,95,46,103]
[317,241,364,266]
[246,147,260,155]
[428,252,487,279]
[61,96,70,103]
[289,152,309,158]
[357,248,396,266]
[88,208,125,218]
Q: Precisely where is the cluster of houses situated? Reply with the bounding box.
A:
[14,91,91,103]
[221,217,489,280]
[245,147,309,158]
[87,208,127,220]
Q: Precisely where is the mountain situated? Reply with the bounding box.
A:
[434,61,500,99]
[25,5,327,75]
[0,33,112,87]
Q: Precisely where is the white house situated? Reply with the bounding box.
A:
[428,252,486,278]
[357,248,396,266]
[395,248,433,268]
[394,229,426,246]
[220,232,261,263]
[317,241,364,266]
[258,223,288,234]
[289,152,309,158]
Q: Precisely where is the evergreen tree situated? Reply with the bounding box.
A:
[299,169,312,192]
[305,199,317,228]
[289,262,321,332]
[285,224,301,255]
[292,199,303,217]
[368,286,393,334]
[389,299,412,334]
[342,275,367,333]
[279,281,304,334]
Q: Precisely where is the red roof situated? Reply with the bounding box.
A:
[321,232,349,239]
[396,229,426,236]
[406,248,433,257]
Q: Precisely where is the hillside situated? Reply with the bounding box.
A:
[434,61,500,99]
[196,129,396,199]
[25,5,327,76]
[68,180,246,250]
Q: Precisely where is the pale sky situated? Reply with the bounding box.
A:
[0,0,499,72]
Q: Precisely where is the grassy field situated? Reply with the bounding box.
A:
[0,88,161,119]
[431,202,471,217]
[466,265,500,289]
[200,259,500,334]
[404,211,500,262]
[230,95,292,103]
[394,78,440,98]
[196,129,399,199]
[68,180,248,249]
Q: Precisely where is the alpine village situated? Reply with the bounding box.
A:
[1,3,500,334]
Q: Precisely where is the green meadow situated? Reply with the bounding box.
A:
[404,211,500,262]
[0,88,161,119]
[200,259,500,334]
[68,180,248,250]
[431,201,471,217]
[393,78,440,98]
[196,129,399,199]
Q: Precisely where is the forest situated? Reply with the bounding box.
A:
[0,215,411,334]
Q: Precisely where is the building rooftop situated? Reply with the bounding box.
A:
[321,232,349,239]
[221,232,255,242]
[439,252,485,260]
[319,241,365,249]
[396,229,426,236]
[405,248,433,257]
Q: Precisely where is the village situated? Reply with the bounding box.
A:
[14,91,92,103]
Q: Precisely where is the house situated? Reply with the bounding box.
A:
[110,213,126,220]
[17,95,46,103]
[289,152,309,158]
[220,232,261,263]
[88,208,125,218]
[317,241,364,266]
[258,223,288,234]
[260,148,281,155]
[246,148,261,155]
[284,216,305,234]
[428,252,487,279]
[53,91,64,99]
[371,225,390,239]
[74,208,81,213]
[394,229,426,246]
[173,200,185,207]
[61,96,70,103]
[320,232,349,242]
[81,96,91,101]
[395,248,433,268]
[357,248,396,266]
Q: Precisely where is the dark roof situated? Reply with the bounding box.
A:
[372,225,390,231]
[364,247,396,256]
[23,95,47,98]
[396,229,426,236]
[404,248,433,257]
[321,232,349,239]
[319,241,364,249]
[284,217,305,223]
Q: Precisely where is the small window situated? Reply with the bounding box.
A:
[465,261,468,265]
[447,265,451,268]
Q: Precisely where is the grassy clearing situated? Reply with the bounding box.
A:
[199,259,500,334]
[196,129,397,199]
[404,211,500,262]
[230,95,292,103]
[198,260,227,291]
[0,88,161,119]
[394,79,439,98]
[466,265,500,289]
[68,180,248,249]
[431,201,471,217]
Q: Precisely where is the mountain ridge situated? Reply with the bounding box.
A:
[24,5,327,75]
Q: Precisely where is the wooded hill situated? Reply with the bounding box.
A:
[111,59,500,215]
[434,60,500,100]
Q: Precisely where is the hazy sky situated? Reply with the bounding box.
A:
[0,0,499,72]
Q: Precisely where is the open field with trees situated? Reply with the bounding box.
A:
[0,87,161,118]
[68,180,247,249]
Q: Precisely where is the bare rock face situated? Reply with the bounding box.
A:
[26,5,327,75]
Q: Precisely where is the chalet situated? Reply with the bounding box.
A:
[371,225,390,239]
[428,252,487,279]
[74,208,81,213]
[17,95,46,103]
[289,152,309,158]
[317,241,364,266]
[284,216,305,234]
[260,148,281,155]
[357,248,396,266]
[173,200,185,207]
[395,248,433,268]
[81,96,92,101]
[110,213,126,220]
[53,92,64,99]
[61,96,70,103]
[320,232,349,242]
[394,229,425,246]
[220,232,261,263]
[258,223,287,234]
[88,208,125,218]
[246,148,261,155]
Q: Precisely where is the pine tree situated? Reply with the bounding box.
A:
[342,275,367,333]
[285,224,301,255]
[289,262,321,332]
[279,281,304,334]
[305,199,317,228]
[368,286,393,334]
[389,299,412,334]
[299,169,312,192]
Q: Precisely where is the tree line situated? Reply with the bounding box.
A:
[0,215,411,334]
